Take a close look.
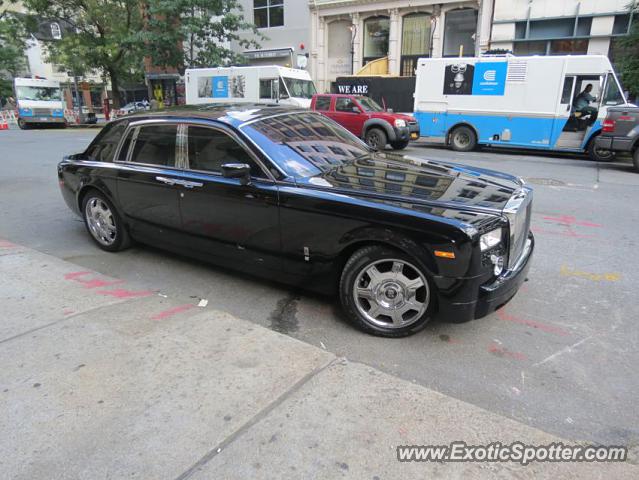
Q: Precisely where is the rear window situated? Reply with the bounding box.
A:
[315,96,331,111]
[84,121,127,162]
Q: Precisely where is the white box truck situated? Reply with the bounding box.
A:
[413,55,629,160]
[185,65,316,108]
[14,77,66,129]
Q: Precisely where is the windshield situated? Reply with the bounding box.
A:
[602,74,625,106]
[358,96,384,112]
[280,77,316,99]
[241,112,370,178]
[16,86,62,102]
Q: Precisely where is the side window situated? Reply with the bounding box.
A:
[187,126,264,177]
[560,76,575,104]
[129,124,178,167]
[84,121,127,162]
[315,96,331,111]
[259,79,274,99]
[116,129,134,161]
[335,97,357,113]
[603,74,623,106]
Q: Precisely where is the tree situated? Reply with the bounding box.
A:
[22,0,145,107]
[617,3,639,99]
[141,0,261,70]
[0,0,30,82]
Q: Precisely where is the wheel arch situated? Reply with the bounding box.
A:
[363,118,396,141]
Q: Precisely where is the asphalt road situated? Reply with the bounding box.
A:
[1,127,638,449]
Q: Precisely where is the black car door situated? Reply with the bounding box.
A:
[177,123,281,271]
[115,122,183,244]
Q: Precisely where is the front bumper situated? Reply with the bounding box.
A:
[21,116,66,124]
[408,122,420,140]
[595,135,634,152]
[392,126,410,142]
[437,233,534,323]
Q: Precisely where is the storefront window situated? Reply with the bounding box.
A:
[363,16,390,64]
[443,9,478,57]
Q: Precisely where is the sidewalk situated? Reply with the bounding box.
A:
[0,238,636,479]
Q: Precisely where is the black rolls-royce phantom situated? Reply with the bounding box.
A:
[58,105,534,337]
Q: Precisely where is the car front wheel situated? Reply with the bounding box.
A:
[82,191,130,252]
[365,127,387,150]
[450,125,477,152]
[340,246,434,337]
[588,139,614,162]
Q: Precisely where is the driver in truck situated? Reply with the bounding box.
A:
[574,84,598,120]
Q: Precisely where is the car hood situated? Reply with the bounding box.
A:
[370,112,415,122]
[296,151,523,215]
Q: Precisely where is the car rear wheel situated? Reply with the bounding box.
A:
[450,125,477,152]
[588,139,614,162]
[390,139,409,150]
[82,191,130,252]
[365,127,387,150]
[17,118,29,130]
[633,148,639,173]
[340,246,434,337]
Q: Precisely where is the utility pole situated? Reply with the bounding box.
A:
[72,74,85,124]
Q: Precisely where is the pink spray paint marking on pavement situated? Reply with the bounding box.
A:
[531,226,598,240]
[542,215,602,228]
[151,304,196,320]
[96,288,153,299]
[63,271,93,280]
[497,308,570,337]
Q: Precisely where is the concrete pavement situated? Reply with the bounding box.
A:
[1,238,636,479]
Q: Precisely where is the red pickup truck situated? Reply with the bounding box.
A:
[310,94,419,150]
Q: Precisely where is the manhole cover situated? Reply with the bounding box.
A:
[524,177,566,186]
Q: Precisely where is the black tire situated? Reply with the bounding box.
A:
[390,139,409,150]
[339,245,435,337]
[365,127,387,150]
[588,139,614,162]
[449,125,477,152]
[633,148,639,173]
[17,118,29,130]
[81,190,131,252]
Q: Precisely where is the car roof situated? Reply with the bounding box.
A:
[124,103,307,128]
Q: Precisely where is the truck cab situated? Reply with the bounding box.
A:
[14,77,66,129]
[310,93,419,150]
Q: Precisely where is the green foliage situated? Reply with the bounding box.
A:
[141,0,262,70]
[22,0,145,106]
[0,1,30,78]
[617,5,639,98]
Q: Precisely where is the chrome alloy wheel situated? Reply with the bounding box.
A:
[85,197,117,246]
[353,258,429,329]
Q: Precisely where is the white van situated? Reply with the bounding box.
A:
[413,55,628,160]
[185,65,316,108]
[14,77,66,129]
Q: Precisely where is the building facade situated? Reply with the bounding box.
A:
[489,0,635,60]
[309,0,489,93]
[232,0,311,70]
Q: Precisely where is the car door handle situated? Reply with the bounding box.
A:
[155,176,177,185]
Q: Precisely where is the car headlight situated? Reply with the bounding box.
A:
[394,119,406,128]
[480,228,502,251]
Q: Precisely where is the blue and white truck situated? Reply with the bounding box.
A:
[413,55,629,160]
[14,77,66,129]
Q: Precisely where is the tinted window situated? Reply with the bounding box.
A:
[335,98,357,112]
[116,129,134,161]
[315,96,331,111]
[84,121,127,162]
[187,126,262,177]
[129,124,177,167]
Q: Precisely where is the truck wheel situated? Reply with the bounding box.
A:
[633,149,639,173]
[450,126,477,152]
[588,140,614,162]
[17,118,29,130]
[390,139,409,150]
[339,245,435,337]
[365,127,387,150]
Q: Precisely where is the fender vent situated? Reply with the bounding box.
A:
[507,61,527,83]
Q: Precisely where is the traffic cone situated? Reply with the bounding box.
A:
[0,114,8,130]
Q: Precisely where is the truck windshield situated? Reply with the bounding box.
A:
[280,77,316,99]
[357,97,384,112]
[16,86,62,102]
[602,74,625,106]
[241,112,370,178]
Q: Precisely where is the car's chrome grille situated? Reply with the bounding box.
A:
[505,188,533,269]
[33,108,53,116]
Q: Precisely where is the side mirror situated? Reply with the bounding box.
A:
[222,163,251,185]
[386,108,394,113]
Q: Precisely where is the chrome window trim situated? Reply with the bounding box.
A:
[113,119,182,171]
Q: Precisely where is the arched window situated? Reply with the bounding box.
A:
[401,13,432,76]
[50,22,62,40]
[443,8,478,57]
[363,16,390,65]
